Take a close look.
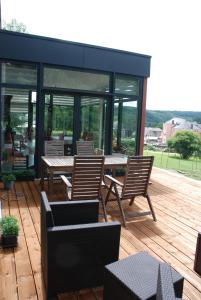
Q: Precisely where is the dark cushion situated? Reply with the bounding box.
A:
[50,199,99,226]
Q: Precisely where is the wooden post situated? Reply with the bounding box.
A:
[117,101,123,147]
[139,78,148,155]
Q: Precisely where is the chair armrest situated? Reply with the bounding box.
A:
[104,175,124,187]
[50,200,99,226]
[60,175,72,187]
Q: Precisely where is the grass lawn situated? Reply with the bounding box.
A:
[144,149,201,181]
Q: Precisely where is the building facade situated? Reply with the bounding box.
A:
[0,30,151,176]
[161,118,201,144]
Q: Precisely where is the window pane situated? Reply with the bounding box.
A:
[113,97,137,155]
[44,67,109,92]
[81,97,106,150]
[2,63,37,85]
[1,88,36,170]
[115,75,140,96]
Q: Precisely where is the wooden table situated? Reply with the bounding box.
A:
[40,155,128,193]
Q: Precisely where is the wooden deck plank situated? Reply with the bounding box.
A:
[14,182,42,300]
[1,168,201,299]
[0,188,18,300]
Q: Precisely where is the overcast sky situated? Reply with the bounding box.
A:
[2,0,201,111]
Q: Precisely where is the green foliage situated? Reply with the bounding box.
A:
[13,169,35,178]
[146,110,201,127]
[2,150,10,161]
[0,216,20,237]
[144,144,156,151]
[3,19,27,33]
[167,130,201,159]
[1,173,16,182]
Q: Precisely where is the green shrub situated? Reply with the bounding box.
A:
[0,216,20,236]
[1,173,16,182]
[144,144,156,151]
[168,130,201,159]
[13,169,35,178]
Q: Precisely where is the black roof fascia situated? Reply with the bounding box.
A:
[0,30,151,77]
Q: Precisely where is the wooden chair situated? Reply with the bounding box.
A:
[76,140,103,155]
[45,140,64,156]
[13,155,28,170]
[61,155,107,221]
[105,156,156,227]
[44,140,68,189]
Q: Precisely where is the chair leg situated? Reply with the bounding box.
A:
[100,195,108,222]
[114,184,127,227]
[129,196,135,206]
[146,194,157,221]
[105,182,113,205]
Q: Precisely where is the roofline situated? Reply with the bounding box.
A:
[0,29,151,59]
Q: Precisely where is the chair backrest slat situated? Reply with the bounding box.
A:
[72,155,104,200]
[122,156,154,199]
[13,155,28,170]
[45,140,64,156]
[76,140,94,155]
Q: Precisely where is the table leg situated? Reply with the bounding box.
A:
[49,170,54,194]
[40,163,45,190]
[112,168,116,177]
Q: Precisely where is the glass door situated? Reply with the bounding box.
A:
[113,97,138,155]
[1,87,36,170]
[80,96,107,151]
[44,93,74,155]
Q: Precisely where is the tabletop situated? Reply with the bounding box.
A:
[41,155,128,169]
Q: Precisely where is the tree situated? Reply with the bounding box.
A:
[2,18,27,33]
[167,130,201,159]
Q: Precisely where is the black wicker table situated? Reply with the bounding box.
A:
[103,252,184,300]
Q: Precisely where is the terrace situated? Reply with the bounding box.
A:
[0,167,201,300]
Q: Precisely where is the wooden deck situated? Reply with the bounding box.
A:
[1,167,201,300]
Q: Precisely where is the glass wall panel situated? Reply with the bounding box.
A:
[44,94,74,155]
[2,63,37,85]
[44,67,109,92]
[115,74,140,96]
[113,97,137,155]
[81,97,107,150]
[1,88,36,170]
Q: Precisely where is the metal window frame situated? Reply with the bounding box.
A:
[0,58,145,176]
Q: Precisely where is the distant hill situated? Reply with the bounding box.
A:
[145,110,201,128]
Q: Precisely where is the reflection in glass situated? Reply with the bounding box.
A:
[44,67,109,92]
[115,74,140,96]
[1,88,36,170]
[2,63,37,85]
[113,97,137,155]
[81,97,106,150]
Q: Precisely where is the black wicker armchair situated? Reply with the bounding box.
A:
[41,192,121,299]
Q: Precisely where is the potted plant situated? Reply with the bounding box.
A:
[0,216,20,247]
[1,173,16,190]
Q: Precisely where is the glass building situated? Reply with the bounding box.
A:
[0,30,151,176]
